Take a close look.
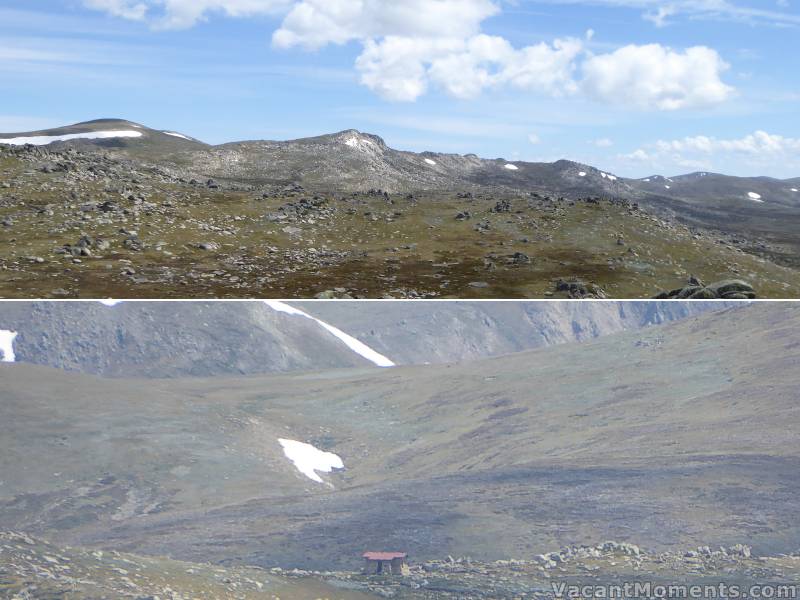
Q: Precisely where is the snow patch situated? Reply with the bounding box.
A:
[747,192,763,202]
[643,178,651,182]
[791,188,798,193]
[578,171,587,177]
[343,133,379,153]
[278,438,344,484]
[0,130,143,146]
[0,330,17,362]
[98,300,124,306]
[263,301,395,367]
[424,158,437,166]
[601,172,617,181]
[163,131,191,141]
[504,164,519,171]
[664,185,671,189]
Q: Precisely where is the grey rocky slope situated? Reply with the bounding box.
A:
[0,302,797,572]
[0,300,732,376]
[296,300,736,365]
[0,301,374,377]
[4,119,800,259]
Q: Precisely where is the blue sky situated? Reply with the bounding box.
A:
[1,0,799,177]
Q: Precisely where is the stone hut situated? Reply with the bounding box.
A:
[362,551,408,575]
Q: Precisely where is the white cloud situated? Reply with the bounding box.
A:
[273,1,582,101]
[83,0,291,29]
[532,0,800,28]
[81,0,736,109]
[620,130,800,174]
[582,44,734,110]
[424,35,582,100]
[623,148,651,161]
[653,130,800,155]
[272,0,498,49]
[592,137,613,147]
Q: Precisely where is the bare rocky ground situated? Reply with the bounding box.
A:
[1,143,798,298]
[0,531,377,599]
[3,533,799,600]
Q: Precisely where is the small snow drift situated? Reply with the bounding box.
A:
[791,188,798,193]
[578,171,587,177]
[342,133,380,153]
[162,131,191,141]
[424,158,437,166]
[278,438,344,484]
[747,192,763,202]
[504,164,519,171]
[263,301,395,367]
[665,185,671,189]
[0,330,18,362]
[98,300,124,306]
[600,172,617,181]
[643,178,651,182]
[0,130,143,146]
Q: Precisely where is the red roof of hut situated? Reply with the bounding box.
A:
[362,552,407,561]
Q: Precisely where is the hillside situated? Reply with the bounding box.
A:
[0,300,731,376]
[1,302,798,572]
[296,300,735,365]
[2,130,798,298]
[0,301,381,377]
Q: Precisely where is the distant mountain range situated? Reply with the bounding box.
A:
[3,119,799,257]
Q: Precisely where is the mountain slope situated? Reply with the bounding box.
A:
[0,118,206,158]
[0,301,376,377]
[295,300,736,365]
[0,300,732,376]
[1,302,798,570]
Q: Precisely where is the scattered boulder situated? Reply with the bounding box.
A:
[555,278,607,299]
[655,277,756,299]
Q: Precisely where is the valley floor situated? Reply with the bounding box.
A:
[3,532,799,600]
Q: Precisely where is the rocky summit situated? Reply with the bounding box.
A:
[1,119,799,298]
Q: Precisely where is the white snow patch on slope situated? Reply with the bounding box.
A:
[0,130,143,146]
[664,185,671,189]
[163,131,191,141]
[578,171,587,177]
[98,300,124,306]
[600,172,617,181]
[643,178,651,182]
[424,158,437,166]
[278,438,343,484]
[264,301,395,367]
[343,133,379,153]
[747,192,763,202]
[0,330,18,362]
[504,164,519,170]
[791,188,798,192]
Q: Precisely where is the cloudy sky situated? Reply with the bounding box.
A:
[2,0,799,177]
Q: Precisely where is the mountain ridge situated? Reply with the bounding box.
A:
[2,119,797,182]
